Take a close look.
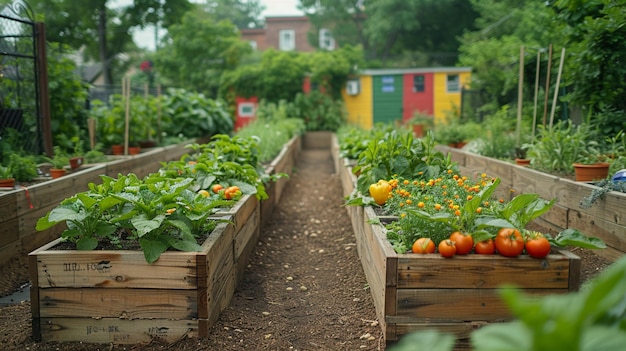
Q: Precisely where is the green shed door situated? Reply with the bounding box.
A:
[373,75,403,124]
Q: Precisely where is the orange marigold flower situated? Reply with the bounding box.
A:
[499,198,505,203]
[481,173,487,178]
[406,199,412,205]
[400,213,407,218]
[476,207,483,214]
[399,202,405,207]
[434,203,442,210]
[454,209,461,216]
[403,179,410,185]
[467,195,473,201]
[484,201,490,207]
[447,169,453,174]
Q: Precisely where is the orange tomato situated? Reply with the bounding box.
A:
[412,238,435,254]
[474,239,495,255]
[438,239,456,258]
[450,231,473,255]
[212,184,224,193]
[495,228,524,257]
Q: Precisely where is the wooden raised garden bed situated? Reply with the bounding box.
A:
[333,135,582,347]
[29,220,236,343]
[27,134,302,344]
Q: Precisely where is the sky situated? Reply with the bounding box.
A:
[129,0,304,50]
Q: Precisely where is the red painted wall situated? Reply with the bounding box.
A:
[234,96,258,131]
[402,73,434,121]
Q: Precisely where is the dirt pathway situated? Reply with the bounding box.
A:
[0,148,385,351]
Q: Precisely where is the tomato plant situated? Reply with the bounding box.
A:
[412,237,435,254]
[524,231,551,258]
[212,184,224,193]
[450,231,473,255]
[474,239,495,254]
[438,239,456,258]
[369,180,392,205]
[223,186,242,200]
[495,228,524,257]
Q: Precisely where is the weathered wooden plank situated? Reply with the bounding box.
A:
[512,166,570,203]
[568,209,626,253]
[216,194,258,234]
[536,203,569,230]
[38,288,197,319]
[302,131,332,149]
[563,180,626,226]
[397,253,572,289]
[0,218,19,248]
[234,205,260,261]
[38,317,198,344]
[0,189,18,222]
[395,288,568,321]
[31,238,201,289]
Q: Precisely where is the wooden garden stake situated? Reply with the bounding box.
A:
[124,77,131,155]
[516,46,524,148]
[549,47,566,128]
[542,44,553,126]
[532,50,541,141]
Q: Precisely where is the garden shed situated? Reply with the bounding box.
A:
[342,67,471,129]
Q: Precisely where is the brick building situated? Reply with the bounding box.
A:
[240,16,335,52]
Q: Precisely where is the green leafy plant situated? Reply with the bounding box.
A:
[524,120,596,174]
[159,134,269,200]
[36,173,230,263]
[8,154,38,182]
[0,164,13,179]
[351,129,456,199]
[235,114,305,163]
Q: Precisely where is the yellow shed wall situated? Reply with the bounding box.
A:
[433,71,471,124]
[342,76,373,129]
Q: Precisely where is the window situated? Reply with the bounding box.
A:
[279,30,295,51]
[249,40,257,50]
[382,76,394,92]
[319,28,335,50]
[413,75,425,92]
[447,74,460,92]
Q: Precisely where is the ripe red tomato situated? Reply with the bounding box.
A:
[525,233,551,258]
[450,231,473,255]
[474,239,495,255]
[438,239,456,258]
[412,238,435,254]
[495,228,525,257]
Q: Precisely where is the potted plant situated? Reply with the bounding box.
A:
[8,153,39,183]
[0,164,15,188]
[407,112,435,138]
[44,147,70,179]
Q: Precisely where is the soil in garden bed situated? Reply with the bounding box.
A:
[0,148,615,351]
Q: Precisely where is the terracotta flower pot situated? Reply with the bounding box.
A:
[128,146,141,155]
[49,168,66,179]
[573,162,610,182]
[110,144,124,155]
[0,178,16,188]
[515,158,531,167]
[69,156,84,170]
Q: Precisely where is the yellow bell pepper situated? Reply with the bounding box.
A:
[369,180,392,205]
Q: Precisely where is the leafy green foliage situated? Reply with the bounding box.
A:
[524,120,597,174]
[352,129,457,196]
[155,9,251,97]
[286,91,346,132]
[161,88,234,139]
[36,173,226,263]
[159,134,268,200]
[235,113,305,163]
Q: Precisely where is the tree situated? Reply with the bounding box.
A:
[300,0,478,66]
[28,0,191,86]
[201,0,266,29]
[457,0,562,113]
[154,7,252,96]
[549,0,626,116]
